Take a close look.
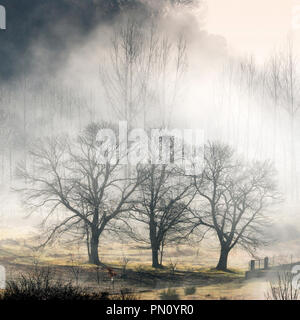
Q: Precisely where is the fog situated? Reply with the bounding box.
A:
[0,0,300,261]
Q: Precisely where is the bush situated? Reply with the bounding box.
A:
[184,286,196,296]
[266,270,299,300]
[2,267,92,301]
[1,267,136,301]
[160,288,180,300]
[111,288,139,300]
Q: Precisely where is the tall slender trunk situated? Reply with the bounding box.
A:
[216,246,230,271]
[9,147,12,183]
[290,115,297,202]
[272,100,277,162]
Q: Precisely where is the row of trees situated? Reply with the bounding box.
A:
[16,123,278,271]
[100,18,187,129]
[214,41,300,201]
[1,5,282,272]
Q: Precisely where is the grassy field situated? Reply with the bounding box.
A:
[141,278,269,300]
[0,229,283,300]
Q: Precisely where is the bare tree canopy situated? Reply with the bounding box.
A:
[100,18,187,128]
[123,163,194,268]
[191,142,279,271]
[16,122,146,266]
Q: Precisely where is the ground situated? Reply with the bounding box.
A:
[0,229,290,300]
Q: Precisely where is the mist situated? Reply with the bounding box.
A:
[0,0,300,271]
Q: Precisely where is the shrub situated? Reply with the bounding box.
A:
[1,265,139,301]
[184,286,196,296]
[168,260,177,275]
[111,288,139,300]
[159,288,180,300]
[2,267,91,301]
[266,270,299,300]
[2,267,122,301]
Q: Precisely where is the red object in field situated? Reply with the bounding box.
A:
[107,267,117,279]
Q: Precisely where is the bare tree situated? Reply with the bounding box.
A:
[100,18,187,128]
[0,109,12,183]
[265,50,282,160]
[16,122,146,266]
[123,164,194,268]
[191,142,279,271]
[238,55,258,159]
[100,19,143,127]
[278,41,300,201]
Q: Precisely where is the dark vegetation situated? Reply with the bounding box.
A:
[160,288,180,300]
[0,265,139,301]
[266,270,299,300]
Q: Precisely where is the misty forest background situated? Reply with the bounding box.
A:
[0,0,300,271]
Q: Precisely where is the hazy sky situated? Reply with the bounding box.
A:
[206,0,298,59]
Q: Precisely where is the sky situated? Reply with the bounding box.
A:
[0,0,297,80]
[206,0,298,60]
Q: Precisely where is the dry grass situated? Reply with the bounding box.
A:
[0,233,273,300]
[139,278,269,300]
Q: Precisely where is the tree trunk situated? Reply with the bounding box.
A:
[89,231,100,265]
[149,217,162,268]
[86,226,91,261]
[290,115,297,201]
[216,246,229,271]
[152,246,161,268]
[160,241,165,266]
